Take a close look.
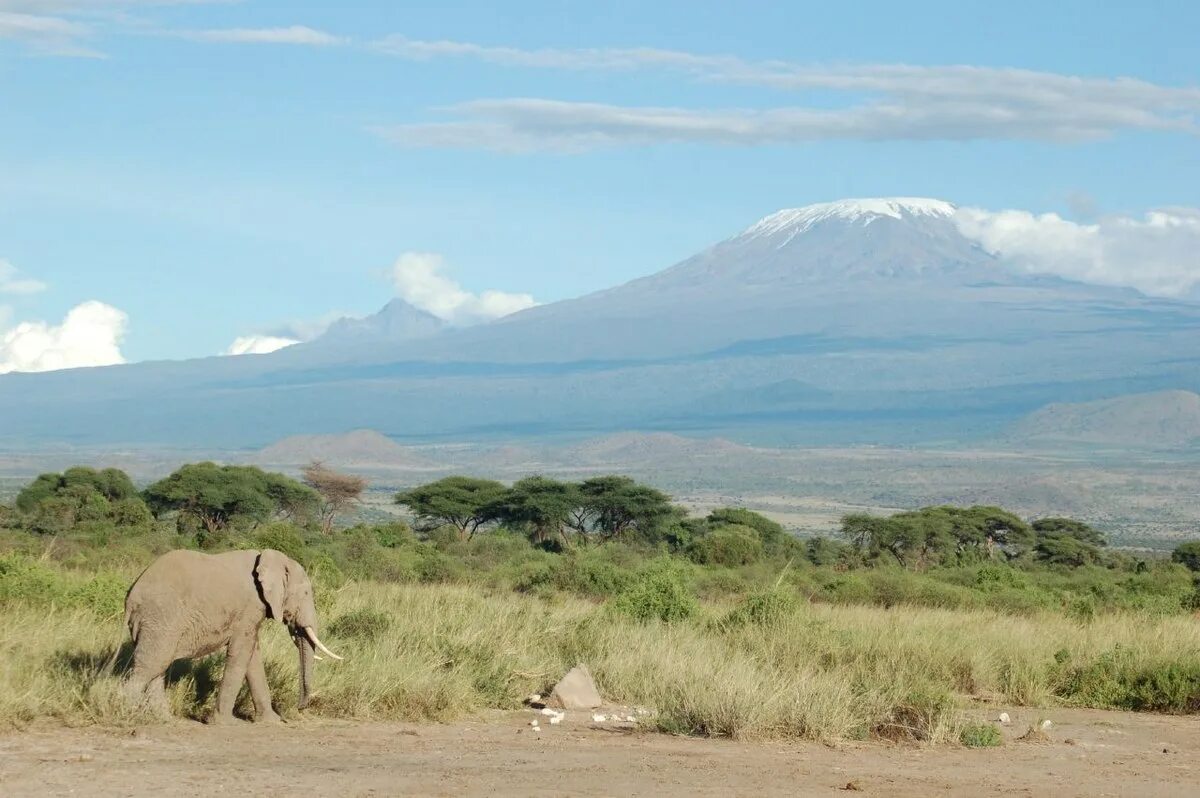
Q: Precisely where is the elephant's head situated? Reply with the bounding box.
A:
[253,549,342,710]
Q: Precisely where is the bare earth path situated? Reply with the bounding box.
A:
[1,708,1197,797]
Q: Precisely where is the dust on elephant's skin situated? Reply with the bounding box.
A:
[123,548,340,723]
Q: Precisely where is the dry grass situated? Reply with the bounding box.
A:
[3,582,1199,742]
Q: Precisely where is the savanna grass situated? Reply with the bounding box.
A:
[3,574,1199,743]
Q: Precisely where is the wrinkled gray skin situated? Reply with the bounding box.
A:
[123,549,321,724]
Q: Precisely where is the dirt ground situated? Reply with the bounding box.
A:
[0,707,1197,797]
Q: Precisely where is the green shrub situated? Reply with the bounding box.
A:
[611,560,697,623]
[960,722,1002,747]
[1055,646,1200,713]
[66,572,129,618]
[555,555,633,598]
[373,522,417,549]
[251,522,309,563]
[721,587,797,628]
[688,525,762,567]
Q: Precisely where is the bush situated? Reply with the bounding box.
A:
[251,522,309,563]
[1055,646,1200,713]
[960,722,1002,747]
[611,560,698,623]
[721,587,797,628]
[688,525,762,567]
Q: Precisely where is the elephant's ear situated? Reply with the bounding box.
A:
[254,549,289,621]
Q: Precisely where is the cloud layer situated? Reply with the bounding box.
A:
[225,334,300,356]
[0,300,127,373]
[390,252,536,325]
[375,38,1200,152]
[0,259,48,295]
[175,25,345,46]
[955,206,1200,297]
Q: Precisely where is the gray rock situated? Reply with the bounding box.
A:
[547,664,603,710]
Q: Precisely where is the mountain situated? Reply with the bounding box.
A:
[1,197,1198,448]
[247,429,440,469]
[1010,391,1200,449]
[309,299,445,348]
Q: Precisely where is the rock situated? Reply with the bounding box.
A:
[1040,719,1053,731]
[998,712,1011,724]
[540,708,559,716]
[547,664,603,710]
[529,719,539,728]
[528,693,542,704]
[549,715,562,725]
[592,714,607,723]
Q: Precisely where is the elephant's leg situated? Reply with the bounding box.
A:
[211,633,254,724]
[246,643,281,723]
[146,674,171,716]
[124,635,173,710]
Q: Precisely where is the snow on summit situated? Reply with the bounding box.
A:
[743,197,957,240]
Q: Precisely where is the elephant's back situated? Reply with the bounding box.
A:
[127,549,259,609]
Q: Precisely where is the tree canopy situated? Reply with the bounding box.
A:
[394,476,508,540]
[14,467,148,534]
[303,461,368,535]
[840,506,1036,570]
[143,463,317,535]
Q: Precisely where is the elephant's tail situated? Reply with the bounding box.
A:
[123,587,141,643]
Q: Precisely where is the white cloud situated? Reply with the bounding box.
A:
[373,37,1200,151]
[224,335,300,356]
[0,300,127,373]
[0,2,306,56]
[175,25,346,46]
[0,259,48,295]
[0,9,99,56]
[954,206,1200,297]
[390,252,536,325]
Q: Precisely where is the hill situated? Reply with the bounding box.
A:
[248,430,440,469]
[1010,391,1200,449]
[1,197,1198,448]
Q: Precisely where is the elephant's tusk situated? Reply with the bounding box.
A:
[313,654,324,661]
[303,626,344,661]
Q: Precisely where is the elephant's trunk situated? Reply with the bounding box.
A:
[297,635,315,710]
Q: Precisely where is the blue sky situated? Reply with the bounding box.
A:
[1,0,1198,367]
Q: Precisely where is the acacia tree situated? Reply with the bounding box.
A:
[488,476,579,548]
[302,461,367,535]
[144,463,317,536]
[394,476,507,540]
[571,476,677,543]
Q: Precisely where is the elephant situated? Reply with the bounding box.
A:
[123,548,342,723]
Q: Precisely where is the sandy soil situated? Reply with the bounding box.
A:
[1,707,1197,797]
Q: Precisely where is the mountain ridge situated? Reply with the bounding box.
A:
[1,197,1197,449]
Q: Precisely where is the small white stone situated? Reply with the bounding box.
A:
[529,694,542,703]
[624,714,637,723]
[549,715,562,725]
[998,712,1011,724]
[540,707,558,716]
[1040,719,1053,731]
[592,714,606,723]
[529,719,539,727]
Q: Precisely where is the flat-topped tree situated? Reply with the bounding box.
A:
[486,476,579,549]
[394,476,507,540]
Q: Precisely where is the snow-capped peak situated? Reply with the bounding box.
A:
[742,197,957,241]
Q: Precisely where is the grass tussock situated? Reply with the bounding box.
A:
[3,576,1200,742]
